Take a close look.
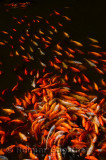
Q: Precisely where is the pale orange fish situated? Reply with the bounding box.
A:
[88,51,102,57]
[94,82,99,91]
[1,31,8,34]
[88,37,99,43]
[9,119,24,124]
[70,39,83,47]
[48,30,53,34]
[29,151,39,160]
[36,16,43,19]
[62,62,68,69]
[85,58,97,67]
[29,46,34,52]
[31,39,38,46]
[0,42,5,45]
[53,50,62,56]
[90,44,101,48]
[63,32,70,38]
[56,44,63,50]
[62,15,71,21]
[39,29,44,34]
[65,51,75,58]
[34,34,40,39]
[15,50,20,56]
[56,146,62,160]
[20,45,25,51]
[19,132,28,141]
[2,109,15,115]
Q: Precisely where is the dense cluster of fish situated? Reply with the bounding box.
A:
[0,8,106,160]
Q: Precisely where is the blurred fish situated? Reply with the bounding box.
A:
[88,37,99,43]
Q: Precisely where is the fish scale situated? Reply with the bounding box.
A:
[0,4,106,160]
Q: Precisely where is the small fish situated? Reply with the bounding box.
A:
[20,36,25,41]
[58,22,63,27]
[31,39,38,46]
[14,105,24,110]
[63,32,70,38]
[31,76,36,88]
[85,58,97,67]
[67,60,82,65]
[2,109,15,115]
[88,52,102,57]
[70,66,80,72]
[63,15,71,21]
[12,83,19,92]
[46,125,55,149]
[36,16,43,19]
[0,42,5,45]
[20,45,25,51]
[29,46,34,52]
[71,94,89,102]
[85,156,98,160]
[15,50,20,56]
[56,146,62,160]
[62,62,68,69]
[19,132,28,141]
[70,39,83,47]
[82,74,90,83]
[86,143,94,156]
[29,151,39,160]
[38,48,45,55]
[94,82,99,91]
[53,50,62,56]
[90,44,101,48]
[95,67,104,74]
[88,37,99,43]
[27,53,34,60]
[34,34,40,39]
[56,44,63,50]
[54,10,61,15]
[0,116,11,122]
[39,29,44,34]
[1,31,8,34]
[8,119,24,124]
